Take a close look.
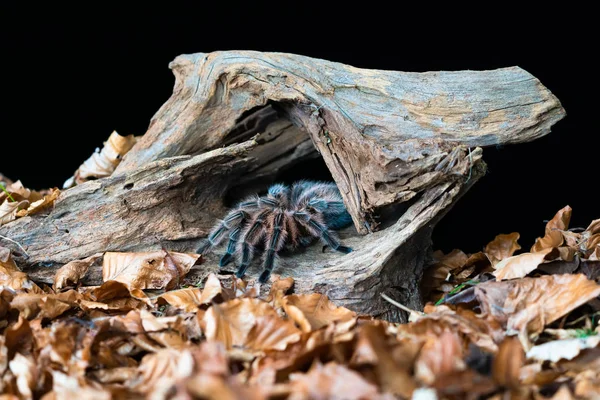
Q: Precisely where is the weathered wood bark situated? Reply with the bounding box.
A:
[0,51,565,321]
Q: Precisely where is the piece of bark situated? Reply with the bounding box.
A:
[0,51,565,321]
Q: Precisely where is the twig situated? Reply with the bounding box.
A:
[0,234,29,258]
[380,293,425,316]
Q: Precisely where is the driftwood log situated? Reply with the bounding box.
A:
[1,51,565,321]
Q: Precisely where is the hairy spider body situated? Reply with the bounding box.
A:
[197,180,353,283]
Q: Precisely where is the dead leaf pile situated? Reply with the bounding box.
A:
[0,207,598,399]
[0,179,60,226]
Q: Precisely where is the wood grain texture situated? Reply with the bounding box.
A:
[116,51,565,232]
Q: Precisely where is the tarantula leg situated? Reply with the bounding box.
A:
[295,212,352,254]
[196,210,246,254]
[236,210,269,278]
[259,211,286,283]
[219,227,241,267]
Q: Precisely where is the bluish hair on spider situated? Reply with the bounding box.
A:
[197,180,353,283]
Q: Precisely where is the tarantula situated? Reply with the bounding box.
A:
[197,180,353,283]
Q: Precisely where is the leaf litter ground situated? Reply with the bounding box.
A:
[1,173,599,399]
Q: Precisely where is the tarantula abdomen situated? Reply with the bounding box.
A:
[197,180,353,283]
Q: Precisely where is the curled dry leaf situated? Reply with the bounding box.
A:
[130,344,228,396]
[531,206,572,252]
[493,247,559,280]
[63,130,138,188]
[53,253,103,290]
[8,353,37,399]
[350,323,416,397]
[414,305,501,352]
[157,287,203,312]
[282,294,357,334]
[415,328,465,385]
[51,371,111,400]
[15,188,60,218]
[0,180,38,203]
[288,362,380,400]
[0,199,27,226]
[423,249,469,294]
[244,315,302,351]
[526,336,600,362]
[203,298,278,349]
[484,232,521,266]
[200,273,226,304]
[9,291,81,320]
[492,336,524,389]
[0,251,43,293]
[473,274,600,346]
[102,250,200,290]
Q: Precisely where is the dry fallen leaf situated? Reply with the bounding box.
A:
[526,336,600,362]
[492,336,524,389]
[0,251,43,294]
[157,287,204,312]
[484,232,521,266]
[282,293,357,334]
[414,305,501,352]
[15,188,60,218]
[493,247,559,280]
[202,298,279,349]
[288,362,380,400]
[8,353,37,399]
[63,130,138,188]
[102,250,200,290]
[531,206,572,252]
[244,315,302,351]
[415,328,466,385]
[0,199,27,226]
[473,274,600,347]
[53,253,103,290]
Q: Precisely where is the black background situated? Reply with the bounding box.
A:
[1,5,596,254]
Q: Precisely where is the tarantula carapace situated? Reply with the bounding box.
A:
[197,180,354,283]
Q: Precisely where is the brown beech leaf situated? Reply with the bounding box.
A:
[15,188,60,218]
[288,362,380,400]
[281,294,357,333]
[473,274,600,346]
[423,249,469,294]
[414,305,501,352]
[415,328,465,385]
[138,309,188,349]
[0,250,42,293]
[200,273,225,304]
[202,298,278,349]
[350,323,416,397]
[51,371,112,399]
[492,336,524,389]
[63,130,138,188]
[244,315,302,351]
[9,291,80,320]
[53,253,103,290]
[531,206,572,252]
[102,251,200,290]
[484,232,521,266]
[493,247,559,280]
[157,287,203,312]
[0,199,28,226]
[8,353,38,399]
[129,344,228,396]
